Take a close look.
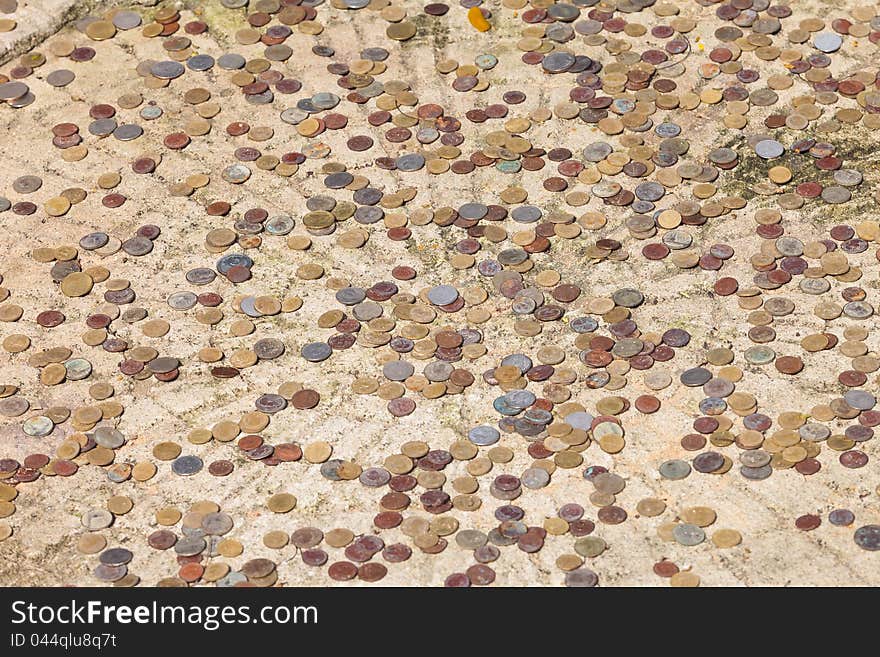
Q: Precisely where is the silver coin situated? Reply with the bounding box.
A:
[94,564,127,582]
[352,301,382,321]
[148,357,179,374]
[216,571,248,587]
[80,232,109,250]
[844,390,875,410]
[254,338,285,360]
[265,215,294,235]
[814,32,842,53]
[171,455,203,476]
[468,425,500,446]
[672,523,706,546]
[280,107,308,124]
[240,296,261,317]
[740,464,772,480]
[185,268,216,285]
[755,139,784,159]
[564,410,594,430]
[456,529,488,549]
[255,394,287,414]
[46,69,75,87]
[0,81,28,100]
[22,416,53,437]
[174,534,207,556]
[99,547,133,566]
[382,360,414,381]
[89,118,117,136]
[511,205,542,223]
[301,342,332,362]
[799,423,830,442]
[151,60,185,79]
[542,51,576,73]
[217,53,246,69]
[359,467,391,488]
[854,525,880,551]
[8,91,35,108]
[0,397,28,417]
[201,512,234,535]
[113,124,143,141]
[65,358,92,380]
[187,54,215,71]
[396,153,425,171]
[740,450,771,468]
[222,164,251,183]
[659,459,691,480]
[246,90,274,105]
[800,278,830,295]
[167,291,198,310]
[834,169,863,186]
[112,10,142,29]
[82,508,114,530]
[12,175,41,194]
[311,92,339,109]
[821,186,851,204]
[423,361,453,381]
[122,236,152,256]
[94,426,125,449]
[427,284,459,306]
[521,467,550,489]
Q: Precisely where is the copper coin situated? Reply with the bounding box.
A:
[795,514,821,531]
[328,561,358,581]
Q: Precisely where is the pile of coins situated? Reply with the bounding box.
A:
[1,0,880,587]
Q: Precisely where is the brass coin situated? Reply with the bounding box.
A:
[711,529,742,548]
[267,493,297,513]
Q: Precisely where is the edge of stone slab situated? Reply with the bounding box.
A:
[0,0,123,66]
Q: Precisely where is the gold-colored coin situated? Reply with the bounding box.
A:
[711,529,743,548]
[86,20,116,40]
[636,498,666,517]
[267,493,297,513]
[670,571,701,587]
[107,495,133,515]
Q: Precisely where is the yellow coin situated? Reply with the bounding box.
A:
[132,461,157,481]
[152,442,182,461]
[670,571,701,587]
[0,484,17,502]
[218,538,243,557]
[263,530,290,549]
[204,562,230,582]
[86,20,116,40]
[680,506,717,527]
[3,334,29,353]
[60,272,93,297]
[77,533,107,554]
[768,166,792,184]
[325,528,355,547]
[267,492,297,513]
[303,441,332,463]
[156,507,182,526]
[45,197,71,216]
[556,554,583,571]
[107,495,133,515]
[711,528,742,548]
[636,498,666,517]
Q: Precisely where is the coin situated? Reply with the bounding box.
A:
[0,0,877,589]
